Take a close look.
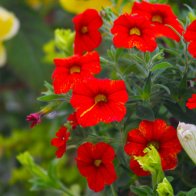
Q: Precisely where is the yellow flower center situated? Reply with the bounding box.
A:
[94,159,102,167]
[95,94,107,104]
[70,65,81,74]
[152,15,163,23]
[148,141,160,150]
[129,27,141,36]
[81,26,88,34]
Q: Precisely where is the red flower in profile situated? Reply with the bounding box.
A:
[51,126,70,158]
[76,142,117,192]
[73,9,103,54]
[186,94,196,109]
[67,112,79,129]
[111,14,157,52]
[131,1,183,41]
[52,51,101,94]
[26,112,41,128]
[184,20,196,58]
[124,119,182,176]
[70,78,128,127]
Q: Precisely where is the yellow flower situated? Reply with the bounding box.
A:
[0,7,20,66]
[0,42,6,67]
[59,0,132,14]
[0,7,20,41]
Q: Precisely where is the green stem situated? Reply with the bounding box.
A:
[152,170,165,190]
[111,184,118,196]
[183,42,189,76]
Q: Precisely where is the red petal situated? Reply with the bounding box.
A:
[124,142,146,156]
[184,20,196,42]
[87,170,105,192]
[56,146,66,158]
[187,41,196,58]
[139,120,154,141]
[99,163,117,185]
[160,153,178,171]
[130,158,150,176]
[51,138,65,147]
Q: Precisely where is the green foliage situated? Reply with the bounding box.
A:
[177,188,196,196]
[17,152,74,195]
[130,185,154,196]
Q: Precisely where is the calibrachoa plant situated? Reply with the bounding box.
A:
[24,0,196,195]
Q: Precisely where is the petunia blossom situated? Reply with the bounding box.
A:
[73,9,103,54]
[111,14,157,52]
[51,126,70,158]
[131,1,183,42]
[124,119,182,176]
[76,142,117,192]
[70,78,128,127]
[52,51,101,94]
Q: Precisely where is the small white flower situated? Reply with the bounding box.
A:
[177,122,196,164]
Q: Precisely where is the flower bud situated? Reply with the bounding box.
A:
[177,122,196,164]
[156,177,174,196]
[26,112,41,128]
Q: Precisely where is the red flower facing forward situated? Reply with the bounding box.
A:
[186,94,196,109]
[51,126,70,158]
[52,51,101,94]
[26,112,42,128]
[131,1,183,41]
[111,14,157,52]
[124,119,182,176]
[184,20,196,58]
[70,78,128,127]
[67,112,79,129]
[73,9,103,54]
[76,142,117,192]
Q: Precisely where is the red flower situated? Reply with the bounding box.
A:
[111,14,157,52]
[52,51,101,94]
[73,9,103,54]
[70,78,128,127]
[51,126,70,158]
[124,119,182,176]
[76,142,117,192]
[186,94,196,109]
[26,112,41,128]
[184,20,196,58]
[67,112,79,129]
[131,1,183,41]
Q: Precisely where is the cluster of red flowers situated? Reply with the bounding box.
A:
[26,1,196,193]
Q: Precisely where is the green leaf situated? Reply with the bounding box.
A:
[37,94,66,102]
[130,185,153,196]
[136,105,155,121]
[17,152,74,195]
[176,188,196,196]
[151,62,172,72]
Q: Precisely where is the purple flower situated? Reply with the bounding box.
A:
[26,113,41,128]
